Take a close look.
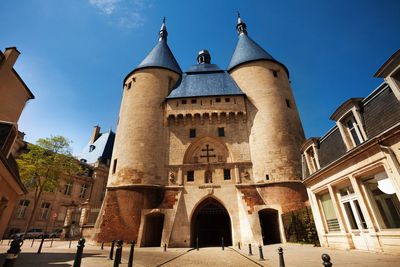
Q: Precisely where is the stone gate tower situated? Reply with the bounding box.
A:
[95,15,308,247]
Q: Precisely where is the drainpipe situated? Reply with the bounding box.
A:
[301,154,306,180]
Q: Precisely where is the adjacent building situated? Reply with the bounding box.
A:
[302,50,400,253]
[5,126,114,237]
[0,47,35,239]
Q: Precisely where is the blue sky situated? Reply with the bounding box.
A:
[2,0,399,155]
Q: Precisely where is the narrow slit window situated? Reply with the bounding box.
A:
[218,127,225,137]
[286,99,291,108]
[224,169,231,180]
[190,129,196,138]
[187,171,194,182]
[266,174,269,180]
[113,159,117,174]
[273,70,278,77]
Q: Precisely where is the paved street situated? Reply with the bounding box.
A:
[1,240,400,266]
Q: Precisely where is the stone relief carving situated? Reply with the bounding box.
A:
[169,172,176,184]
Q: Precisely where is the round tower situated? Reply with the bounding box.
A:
[228,14,305,183]
[96,19,181,242]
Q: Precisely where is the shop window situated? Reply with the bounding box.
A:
[319,193,340,231]
[187,171,194,182]
[363,172,400,229]
[224,169,231,180]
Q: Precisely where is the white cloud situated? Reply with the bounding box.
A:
[89,0,153,29]
[89,0,120,15]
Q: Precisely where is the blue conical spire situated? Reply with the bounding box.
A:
[134,17,182,74]
[228,13,288,76]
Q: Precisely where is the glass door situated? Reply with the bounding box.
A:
[339,186,370,250]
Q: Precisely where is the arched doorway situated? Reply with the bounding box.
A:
[191,198,232,247]
[258,209,281,245]
[142,213,164,247]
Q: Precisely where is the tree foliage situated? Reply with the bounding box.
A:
[16,136,82,235]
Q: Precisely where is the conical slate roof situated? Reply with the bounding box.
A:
[227,14,288,76]
[131,19,181,76]
[135,40,181,74]
[227,34,276,71]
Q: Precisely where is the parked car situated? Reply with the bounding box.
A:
[49,229,62,238]
[13,228,45,239]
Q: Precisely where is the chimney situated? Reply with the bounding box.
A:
[91,126,101,144]
[3,47,20,69]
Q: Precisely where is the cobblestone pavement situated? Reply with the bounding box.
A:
[1,240,400,266]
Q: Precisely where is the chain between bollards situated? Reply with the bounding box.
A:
[73,238,85,267]
[278,247,285,267]
[196,237,199,251]
[37,237,45,254]
[221,237,224,250]
[248,243,253,256]
[113,240,123,267]
[322,253,332,267]
[128,241,135,267]
[109,240,115,260]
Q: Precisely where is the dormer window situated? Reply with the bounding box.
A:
[330,98,367,151]
[301,137,320,175]
[345,115,364,146]
[89,145,96,152]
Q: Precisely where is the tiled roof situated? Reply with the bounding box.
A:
[77,130,115,165]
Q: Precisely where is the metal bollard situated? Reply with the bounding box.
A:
[69,239,72,248]
[113,240,123,267]
[221,237,224,250]
[248,243,253,256]
[278,247,285,267]
[50,238,54,248]
[8,239,11,245]
[322,254,332,267]
[3,238,23,267]
[196,237,199,251]
[1,239,3,244]
[101,242,104,250]
[109,240,115,260]
[128,241,135,267]
[258,245,265,261]
[37,237,45,254]
[73,238,85,267]
[164,243,167,252]
[238,241,240,250]
[31,238,34,247]
[120,241,123,264]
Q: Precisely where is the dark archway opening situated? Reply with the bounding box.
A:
[258,209,281,245]
[142,213,164,247]
[191,198,232,247]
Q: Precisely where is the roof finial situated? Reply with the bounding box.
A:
[159,16,168,41]
[236,11,247,36]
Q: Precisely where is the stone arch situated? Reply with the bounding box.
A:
[183,135,233,164]
[190,196,232,247]
[258,208,281,245]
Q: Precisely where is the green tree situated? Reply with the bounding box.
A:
[16,136,81,237]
